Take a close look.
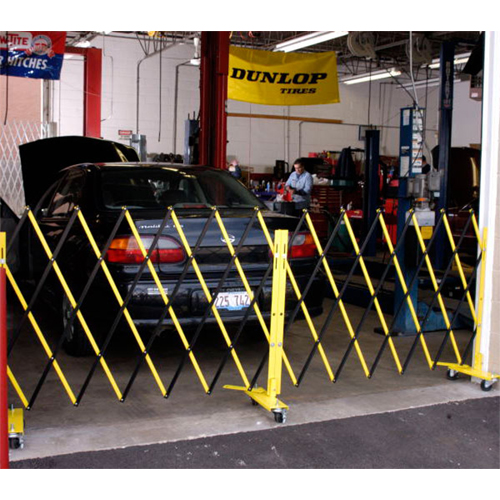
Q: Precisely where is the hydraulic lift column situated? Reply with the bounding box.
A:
[433,42,455,269]
[65,47,102,138]
[199,32,230,169]
[363,129,380,257]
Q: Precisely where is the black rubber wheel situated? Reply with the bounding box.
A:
[62,295,94,357]
[481,380,493,392]
[9,437,20,450]
[446,369,459,381]
[273,411,286,424]
[251,399,259,406]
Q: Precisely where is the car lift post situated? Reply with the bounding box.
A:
[433,42,455,270]
[199,32,230,169]
[363,129,380,257]
[65,46,102,139]
[0,232,8,469]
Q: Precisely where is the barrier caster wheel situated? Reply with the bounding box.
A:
[481,380,494,392]
[446,369,459,381]
[9,437,21,450]
[251,399,259,406]
[273,410,287,424]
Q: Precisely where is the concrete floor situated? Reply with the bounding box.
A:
[7,298,498,462]
[11,397,500,468]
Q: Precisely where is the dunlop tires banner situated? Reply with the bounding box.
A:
[228,46,340,106]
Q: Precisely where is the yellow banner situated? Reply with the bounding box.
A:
[228,46,340,106]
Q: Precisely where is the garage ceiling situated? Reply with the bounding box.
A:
[66,31,482,81]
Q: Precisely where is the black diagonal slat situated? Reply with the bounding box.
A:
[8,209,80,356]
[284,210,345,335]
[166,209,258,397]
[121,209,216,401]
[325,211,414,380]
[297,210,363,384]
[6,208,29,255]
[370,212,446,374]
[76,208,175,404]
[248,209,379,389]
[297,211,382,385]
[432,251,481,368]
[27,209,126,409]
[340,214,415,379]
[401,212,473,373]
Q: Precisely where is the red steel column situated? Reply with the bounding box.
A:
[65,46,102,138]
[0,233,8,469]
[199,32,229,168]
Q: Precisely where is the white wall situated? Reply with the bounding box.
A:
[52,36,482,173]
[227,78,481,173]
[53,36,200,155]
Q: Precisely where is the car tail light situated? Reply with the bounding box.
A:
[289,232,317,259]
[107,235,185,264]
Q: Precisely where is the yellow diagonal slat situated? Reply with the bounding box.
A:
[77,209,167,397]
[378,212,433,369]
[5,264,77,404]
[284,260,335,382]
[342,213,403,373]
[442,212,477,325]
[470,211,483,248]
[411,213,462,364]
[170,209,251,389]
[27,210,123,401]
[305,212,370,377]
[124,209,210,394]
[7,366,29,409]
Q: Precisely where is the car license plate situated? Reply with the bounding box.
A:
[214,290,250,311]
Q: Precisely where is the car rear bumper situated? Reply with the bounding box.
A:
[115,273,325,329]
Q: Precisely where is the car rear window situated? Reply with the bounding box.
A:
[99,167,265,210]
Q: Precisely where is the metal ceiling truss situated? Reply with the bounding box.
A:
[65,31,481,81]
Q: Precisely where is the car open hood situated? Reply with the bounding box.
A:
[19,136,139,207]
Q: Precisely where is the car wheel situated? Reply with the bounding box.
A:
[62,295,94,357]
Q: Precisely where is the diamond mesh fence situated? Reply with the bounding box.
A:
[0,121,51,215]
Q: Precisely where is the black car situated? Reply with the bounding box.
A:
[18,138,325,356]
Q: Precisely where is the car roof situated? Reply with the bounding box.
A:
[66,162,217,173]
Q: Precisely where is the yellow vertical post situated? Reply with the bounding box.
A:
[266,230,288,414]
[224,230,289,422]
[437,226,499,388]
[472,227,488,371]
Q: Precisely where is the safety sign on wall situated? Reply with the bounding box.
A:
[228,46,340,106]
[0,31,67,80]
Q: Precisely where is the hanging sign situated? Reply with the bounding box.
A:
[0,31,67,80]
[228,46,340,106]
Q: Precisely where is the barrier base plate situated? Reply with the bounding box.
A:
[224,385,288,413]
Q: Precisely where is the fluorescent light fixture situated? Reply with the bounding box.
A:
[189,58,200,66]
[399,77,440,89]
[75,40,91,48]
[342,67,401,85]
[274,31,348,52]
[427,52,471,69]
[398,77,461,90]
